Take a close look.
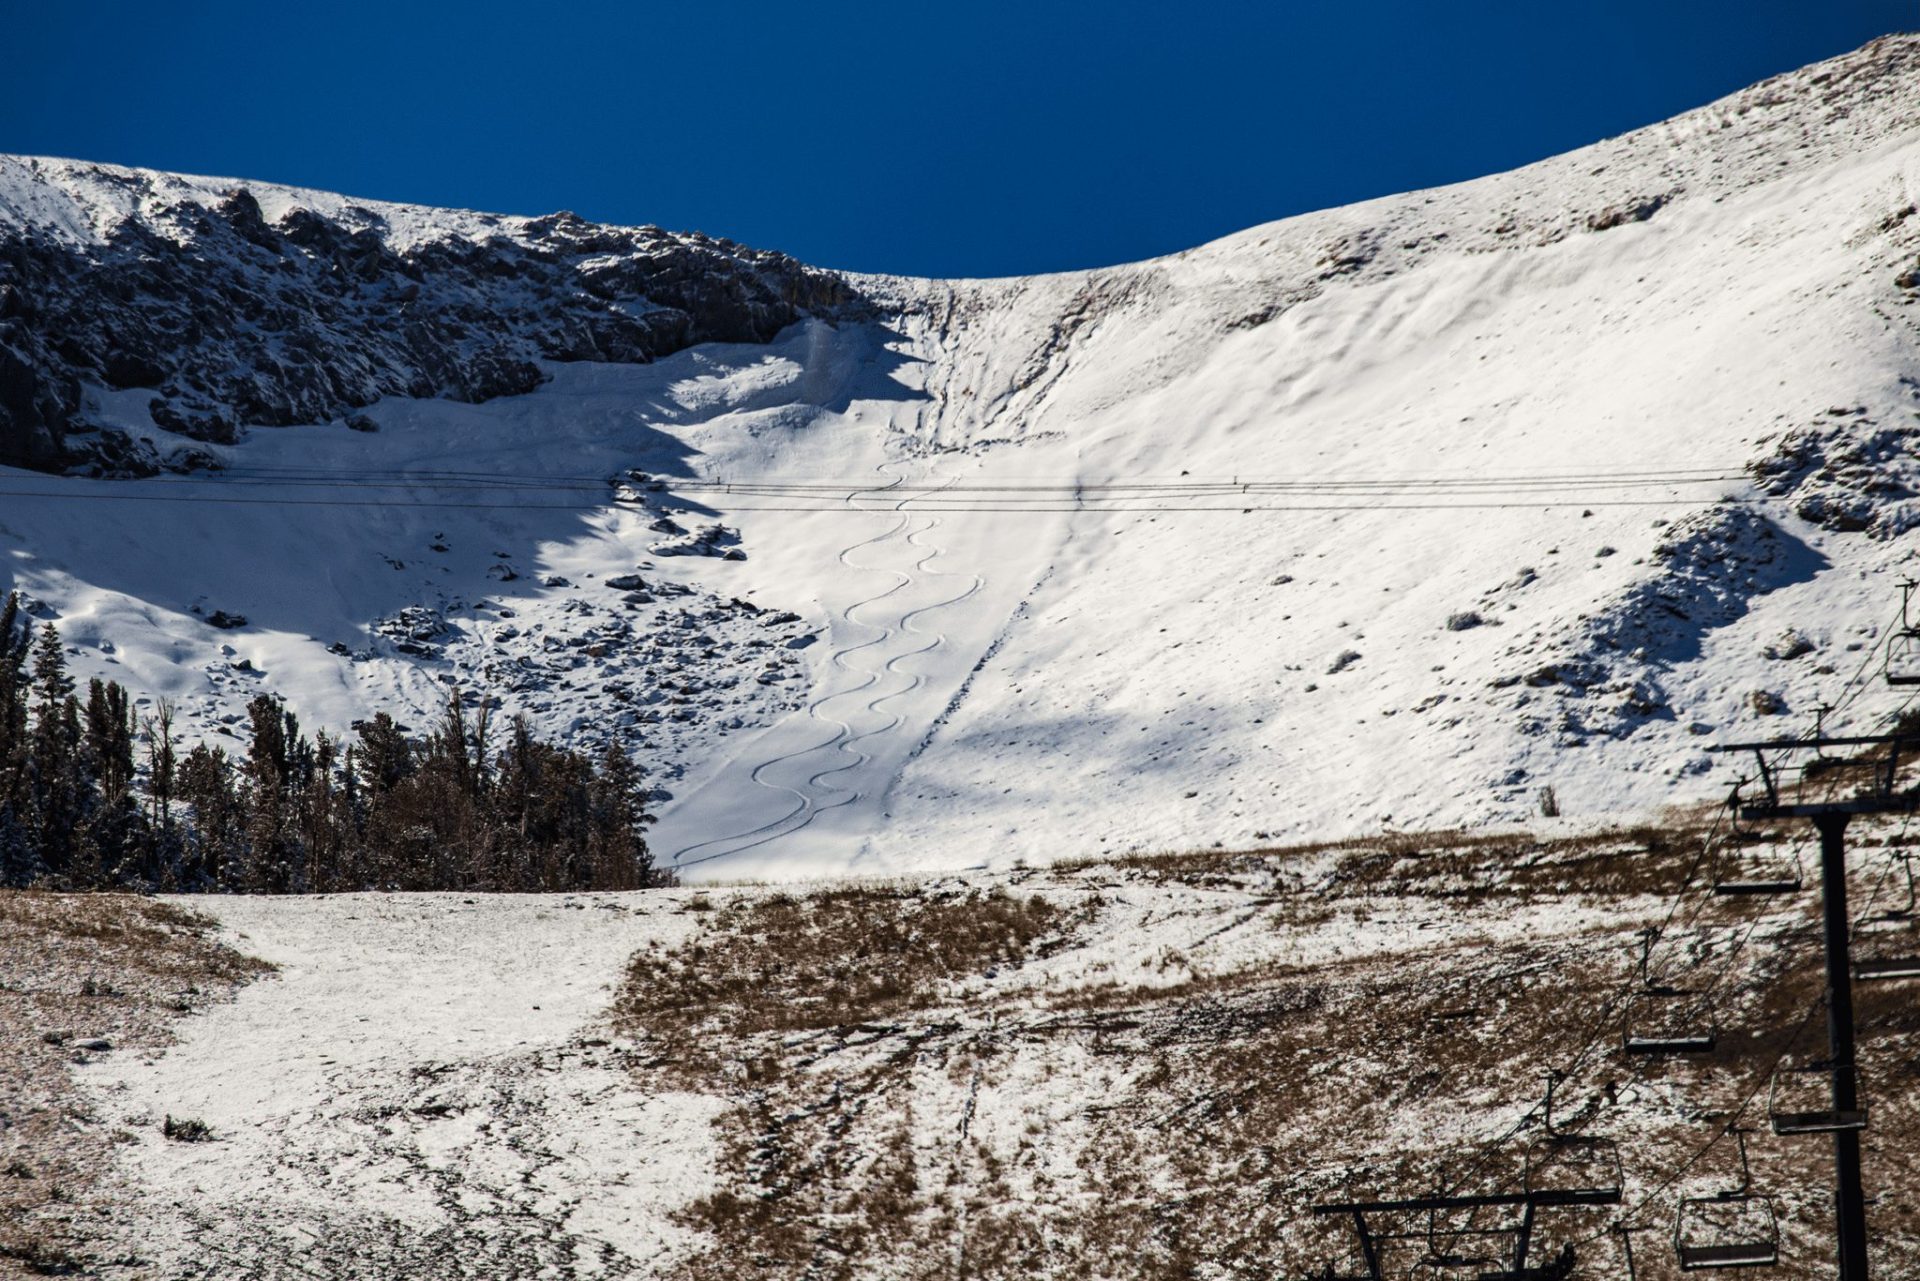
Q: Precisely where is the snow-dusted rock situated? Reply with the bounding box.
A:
[0,160,860,470]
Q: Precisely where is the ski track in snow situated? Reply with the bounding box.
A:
[668,464,982,869]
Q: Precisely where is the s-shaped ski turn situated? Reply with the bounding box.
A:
[662,465,983,871]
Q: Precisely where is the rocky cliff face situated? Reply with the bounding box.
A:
[0,158,860,471]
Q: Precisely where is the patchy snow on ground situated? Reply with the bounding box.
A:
[60,814,1920,1277]
[78,890,723,1275]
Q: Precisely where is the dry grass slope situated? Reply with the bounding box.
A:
[0,893,270,1277]
[611,818,1920,1280]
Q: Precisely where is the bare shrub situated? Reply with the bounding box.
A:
[161,1115,212,1143]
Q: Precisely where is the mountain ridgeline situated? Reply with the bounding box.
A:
[0,157,860,472]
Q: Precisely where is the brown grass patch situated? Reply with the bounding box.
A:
[611,816,1920,1280]
[614,885,1071,1075]
[0,893,269,1274]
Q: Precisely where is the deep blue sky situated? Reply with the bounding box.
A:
[3,3,1910,277]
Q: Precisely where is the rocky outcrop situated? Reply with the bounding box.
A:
[0,164,861,471]
[1493,507,1823,746]
[1748,405,1920,538]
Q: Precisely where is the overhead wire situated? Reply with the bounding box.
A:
[0,459,1761,514]
[0,490,1774,515]
[16,450,1898,1257]
[134,460,1755,488]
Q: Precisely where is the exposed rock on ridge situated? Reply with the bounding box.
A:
[0,159,860,470]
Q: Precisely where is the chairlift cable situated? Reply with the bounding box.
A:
[1549,769,1834,1241]
[1420,585,1915,1256]
[0,485,1780,515]
[167,461,1757,485]
[1584,993,1825,1243]
[1825,599,1905,722]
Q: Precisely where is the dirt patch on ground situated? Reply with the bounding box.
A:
[0,892,268,1276]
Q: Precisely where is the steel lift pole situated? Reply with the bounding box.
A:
[1814,812,1871,1281]
[1711,727,1898,1281]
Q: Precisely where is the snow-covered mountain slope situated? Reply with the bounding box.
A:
[7,36,1920,878]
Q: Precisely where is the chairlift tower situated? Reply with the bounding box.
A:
[1707,727,1920,1281]
[1312,1075,1620,1280]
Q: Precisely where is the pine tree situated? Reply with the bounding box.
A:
[0,593,30,808]
[354,713,416,887]
[26,624,83,882]
[0,594,31,885]
[242,694,308,891]
[335,743,364,889]
[589,742,660,889]
[0,637,669,895]
[298,731,345,893]
[178,744,243,889]
[355,713,413,794]
[144,699,177,830]
[83,679,137,801]
[73,678,146,887]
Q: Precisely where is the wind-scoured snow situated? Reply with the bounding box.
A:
[5,38,1920,878]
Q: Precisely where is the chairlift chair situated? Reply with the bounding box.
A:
[1710,817,1803,896]
[1672,1130,1780,1271]
[1855,954,1920,980]
[1623,931,1718,1056]
[1886,621,1920,686]
[1767,1057,1868,1135]
[1885,581,1920,684]
[1523,1134,1623,1201]
[1624,1000,1718,1053]
[1523,1074,1623,1202]
[1861,849,1917,922]
[1473,1242,1578,1281]
[1416,1214,1515,1276]
[1854,850,1920,980]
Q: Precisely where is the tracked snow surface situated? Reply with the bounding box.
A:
[5,39,1920,878]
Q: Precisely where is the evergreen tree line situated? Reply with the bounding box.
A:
[0,593,669,893]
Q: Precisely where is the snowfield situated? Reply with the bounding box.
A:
[6,42,1920,878]
[10,43,1920,878]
